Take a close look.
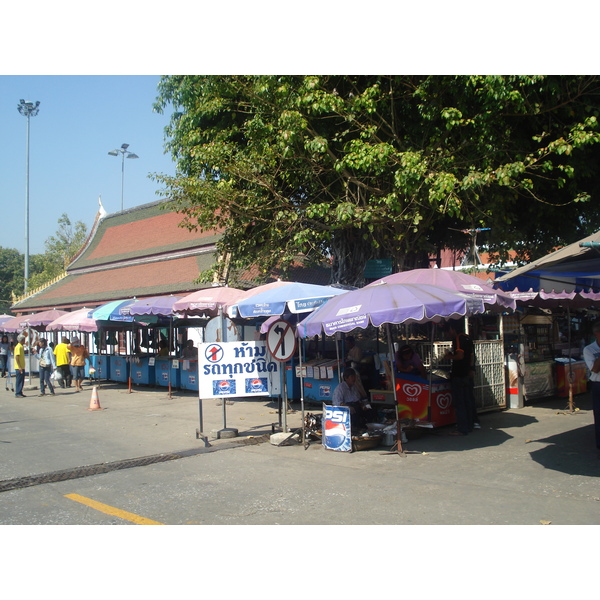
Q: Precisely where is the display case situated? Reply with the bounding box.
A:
[521,315,555,363]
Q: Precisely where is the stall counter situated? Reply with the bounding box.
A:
[129,356,156,385]
[179,359,199,391]
[369,373,456,427]
[555,360,587,397]
[154,357,181,388]
[109,355,129,383]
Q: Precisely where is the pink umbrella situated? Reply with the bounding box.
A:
[2,309,69,332]
[46,308,99,333]
[368,268,516,312]
[172,286,246,316]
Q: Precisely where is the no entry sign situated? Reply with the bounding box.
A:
[266,319,297,361]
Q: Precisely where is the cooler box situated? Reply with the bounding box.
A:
[89,354,109,380]
[395,373,455,427]
[556,360,587,397]
[179,360,199,391]
[155,358,180,388]
[130,357,156,385]
[109,355,129,383]
[303,379,335,403]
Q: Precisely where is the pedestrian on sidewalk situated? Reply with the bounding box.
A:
[444,320,477,436]
[53,336,72,388]
[0,334,9,377]
[582,320,600,451]
[13,334,26,398]
[35,338,56,396]
[67,337,89,392]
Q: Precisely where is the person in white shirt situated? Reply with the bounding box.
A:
[582,320,600,451]
[332,367,375,432]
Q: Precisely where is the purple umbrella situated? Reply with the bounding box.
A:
[0,314,13,331]
[369,269,516,312]
[297,281,485,338]
[127,295,183,317]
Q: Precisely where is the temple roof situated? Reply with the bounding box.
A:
[12,200,223,312]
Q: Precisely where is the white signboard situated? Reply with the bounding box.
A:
[198,341,281,399]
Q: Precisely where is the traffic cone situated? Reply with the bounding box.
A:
[88,386,105,411]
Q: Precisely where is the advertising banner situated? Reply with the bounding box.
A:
[396,377,430,420]
[198,341,281,399]
[322,404,352,452]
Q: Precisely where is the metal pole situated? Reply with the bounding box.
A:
[24,113,30,293]
[121,151,125,212]
[18,100,39,294]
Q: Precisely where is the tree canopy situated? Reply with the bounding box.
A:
[1,214,88,307]
[27,213,89,290]
[154,75,600,286]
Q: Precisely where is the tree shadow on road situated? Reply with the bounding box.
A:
[528,425,599,477]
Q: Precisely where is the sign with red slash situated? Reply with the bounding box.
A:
[266,319,297,361]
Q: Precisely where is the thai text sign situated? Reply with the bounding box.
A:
[198,341,281,399]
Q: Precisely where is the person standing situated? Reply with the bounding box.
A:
[67,337,89,392]
[35,338,56,396]
[444,320,476,436]
[0,335,9,377]
[53,336,72,388]
[582,320,600,451]
[345,336,362,368]
[13,334,26,398]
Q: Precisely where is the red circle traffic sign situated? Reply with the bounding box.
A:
[266,319,297,361]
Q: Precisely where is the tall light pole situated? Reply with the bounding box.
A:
[17,99,40,294]
[108,143,139,211]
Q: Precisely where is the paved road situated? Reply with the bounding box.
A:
[1,378,598,527]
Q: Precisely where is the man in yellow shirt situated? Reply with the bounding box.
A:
[13,334,26,398]
[67,337,89,392]
[53,336,72,388]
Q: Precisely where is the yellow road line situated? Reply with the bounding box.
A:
[65,493,164,525]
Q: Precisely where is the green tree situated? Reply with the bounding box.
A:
[154,75,600,286]
[0,247,24,310]
[28,214,88,290]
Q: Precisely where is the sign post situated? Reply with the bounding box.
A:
[266,319,297,433]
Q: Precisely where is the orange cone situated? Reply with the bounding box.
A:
[88,386,105,411]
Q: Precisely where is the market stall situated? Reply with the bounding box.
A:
[297,281,488,453]
[505,289,600,407]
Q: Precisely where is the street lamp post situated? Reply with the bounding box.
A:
[17,99,40,294]
[108,143,139,211]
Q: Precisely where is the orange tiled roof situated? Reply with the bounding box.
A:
[12,201,223,312]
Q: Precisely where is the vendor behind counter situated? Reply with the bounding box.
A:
[395,344,427,378]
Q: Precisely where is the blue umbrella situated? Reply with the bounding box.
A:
[232,282,350,319]
[89,299,137,322]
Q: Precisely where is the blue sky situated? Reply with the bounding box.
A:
[0,75,176,255]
